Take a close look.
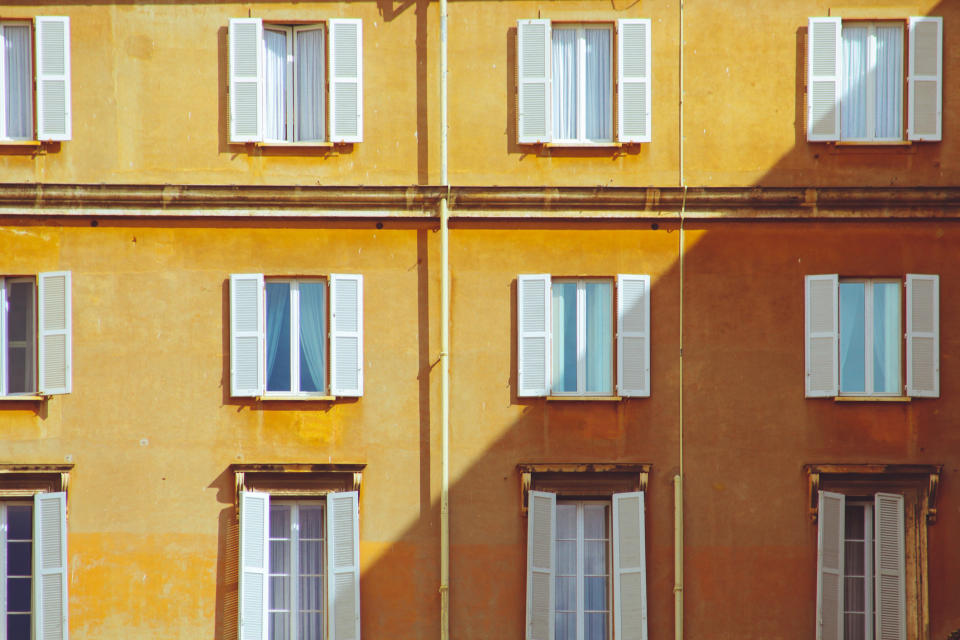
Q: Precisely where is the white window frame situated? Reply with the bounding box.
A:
[0,20,33,141]
[555,500,612,640]
[0,500,33,640]
[261,24,325,144]
[551,24,614,144]
[841,500,875,640]
[840,20,904,143]
[268,500,326,640]
[838,277,901,396]
[264,277,327,397]
[0,277,37,397]
[551,278,614,397]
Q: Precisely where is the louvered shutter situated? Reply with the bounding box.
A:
[330,274,363,396]
[518,274,551,397]
[229,18,263,143]
[617,20,651,143]
[230,274,264,397]
[612,492,648,640]
[807,18,841,141]
[874,493,906,640]
[34,492,68,640]
[517,20,551,144]
[329,19,363,143]
[327,491,361,640]
[816,491,844,640]
[38,271,71,395]
[907,17,942,142]
[617,275,650,397]
[525,491,555,640]
[239,491,269,640]
[35,17,71,141]
[805,275,838,397]
[906,274,939,397]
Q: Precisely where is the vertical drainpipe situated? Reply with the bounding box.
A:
[675,1,685,640]
[439,0,451,635]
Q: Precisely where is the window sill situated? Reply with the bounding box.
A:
[253,141,335,148]
[0,140,43,147]
[544,142,623,148]
[833,140,912,146]
[833,396,911,403]
[546,395,621,402]
[0,395,45,401]
[256,394,336,401]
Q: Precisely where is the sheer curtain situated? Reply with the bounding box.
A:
[266,283,291,392]
[295,29,324,142]
[263,29,288,141]
[874,26,902,139]
[269,505,292,640]
[872,282,899,393]
[584,282,612,393]
[552,282,577,392]
[298,282,326,393]
[552,29,578,140]
[4,25,32,139]
[841,26,867,139]
[297,506,324,640]
[839,282,865,393]
[584,29,611,142]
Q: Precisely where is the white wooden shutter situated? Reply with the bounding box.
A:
[229,18,263,143]
[38,271,71,395]
[239,491,269,640]
[35,17,71,141]
[816,491,844,640]
[907,17,942,142]
[807,18,841,141]
[805,275,838,397]
[525,490,555,640]
[34,492,68,640]
[617,20,651,143]
[230,274,264,397]
[874,493,906,640]
[906,274,939,397]
[612,492,648,640]
[617,275,650,397]
[517,20,551,144]
[329,19,363,143]
[518,274,551,397]
[327,491,361,640]
[330,274,363,396]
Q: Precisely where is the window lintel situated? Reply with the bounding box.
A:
[232,462,365,515]
[0,463,73,497]
[518,462,650,514]
[804,463,941,523]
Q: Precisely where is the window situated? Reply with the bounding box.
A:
[517,19,650,145]
[229,19,362,144]
[517,274,649,397]
[239,491,359,640]
[229,274,362,398]
[807,17,942,142]
[0,272,72,397]
[804,274,938,398]
[0,17,71,142]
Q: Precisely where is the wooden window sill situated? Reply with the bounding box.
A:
[546,395,621,402]
[256,395,336,401]
[0,140,43,147]
[0,395,45,401]
[833,140,912,146]
[834,396,911,403]
[545,141,623,148]
[253,141,335,148]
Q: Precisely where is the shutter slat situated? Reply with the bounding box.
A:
[807,18,841,141]
[239,491,269,640]
[36,17,71,141]
[617,274,650,397]
[38,271,71,395]
[517,20,551,144]
[908,17,942,141]
[874,493,906,640]
[329,19,363,143]
[617,20,651,143]
[805,275,838,397]
[230,274,264,397]
[518,275,551,396]
[906,274,939,397]
[525,491,555,640]
[34,492,68,640]
[816,491,844,640]
[229,18,263,142]
[327,491,361,640]
[613,492,648,640]
[330,274,363,396]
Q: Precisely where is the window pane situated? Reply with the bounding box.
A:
[4,25,33,140]
[584,282,612,394]
[7,504,32,539]
[298,282,326,393]
[299,540,323,575]
[584,29,612,141]
[270,505,291,538]
[556,575,576,611]
[583,503,608,539]
[841,27,868,139]
[584,576,608,610]
[584,612,608,640]
[6,541,31,576]
[7,576,31,611]
[270,575,290,610]
[270,540,291,574]
[6,613,30,640]
[299,612,323,640]
[844,540,865,576]
[873,282,900,393]
[552,29,578,140]
[552,282,578,392]
[555,612,576,640]
[266,283,292,392]
[270,611,290,640]
[844,613,866,640]
[295,29,324,142]
[839,282,866,392]
[844,576,865,612]
[7,281,35,394]
[583,541,607,575]
[299,576,323,610]
[263,29,288,141]
[557,540,576,575]
[299,505,323,539]
[557,503,577,538]
[875,26,903,139]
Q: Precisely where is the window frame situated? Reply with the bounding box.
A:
[0,276,37,397]
[0,499,34,639]
[0,20,34,141]
[837,277,901,397]
[549,23,614,145]
[838,19,905,143]
[261,23,326,144]
[263,277,328,398]
[550,277,614,397]
[554,499,612,640]
[267,500,327,640]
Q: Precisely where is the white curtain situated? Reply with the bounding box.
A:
[295,29,324,142]
[266,282,291,392]
[269,505,292,640]
[584,282,612,393]
[875,26,902,139]
[584,29,611,142]
[552,282,577,392]
[552,29,578,141]
[841,26,867,139]
[297,506,324,640]
[298,282,326,393]
[263,29,288,141]
[872,282,899,393]
[4,25,32,139]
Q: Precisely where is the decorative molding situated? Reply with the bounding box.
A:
[230,463,366,517]
[517,462,651,514]
[804,463,943,523]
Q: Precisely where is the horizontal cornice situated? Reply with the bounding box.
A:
[1,183,960,220]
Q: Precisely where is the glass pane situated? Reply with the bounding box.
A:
[584,282,612,393]
[299,576,324,610]
[270,505,291,538]
[873,282,900,393]
[583,504,608,539]
[298,282,326,393]
[839,282,866,392]
[583,541,607,575]
[6,281,35,394]
[299,505,323,539]
[556,576,576,611]
[7,576,31,611]
[844,576,865,612]
[7,541,31,575]
[552,29,578,140]
[844,540,865,576]
[557,540,576,575]
[299,540,323,575]
[269,611,290,640]
[3,25,32,140]
[263,29,288,141]
[555,612,576,640]
[7,505,32,539]
[584,612,608,640]
[556,504,577,539]
[266,282,292,392]
[269,575,290,610]
[584,576,608,610]
[270,540,291,574]
[552,282,578,392]
[844,612,866,640]
[295,29,324,142]
[299,612,323,640]
[584,29,612,141]
[841,26,868,139]
[874,26,903,139]
[6,613,30,640]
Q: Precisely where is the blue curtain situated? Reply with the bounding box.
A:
[298,282,326,393]
[266,283,291,391]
